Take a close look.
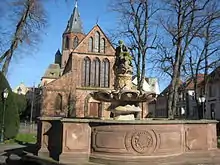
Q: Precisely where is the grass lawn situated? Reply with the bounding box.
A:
[4,133,37,144]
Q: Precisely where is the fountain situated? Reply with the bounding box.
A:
[91,40,156,120]
[37,40,218,165]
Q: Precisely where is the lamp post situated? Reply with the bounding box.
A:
[1,88,9,143]
[198,95,205,119]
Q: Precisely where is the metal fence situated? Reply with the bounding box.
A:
[19,122,37,134]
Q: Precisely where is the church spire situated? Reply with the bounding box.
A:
[75,0,78,8]
[64,0,83,34]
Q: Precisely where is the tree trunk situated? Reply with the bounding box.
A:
[168,41,182,119]
[1,0,33,76]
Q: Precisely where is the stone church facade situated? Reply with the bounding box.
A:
[40,3,115,118]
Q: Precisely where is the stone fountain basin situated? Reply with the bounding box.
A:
[38,117,218,165]
[91,90,156,102]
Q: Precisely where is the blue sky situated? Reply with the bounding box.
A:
[6,0,168,91]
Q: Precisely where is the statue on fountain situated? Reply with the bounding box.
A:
[91,40,156,120]
[114,40,133,75]
[113,40,133,91]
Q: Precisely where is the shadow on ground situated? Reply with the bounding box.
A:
[1,141,220,165]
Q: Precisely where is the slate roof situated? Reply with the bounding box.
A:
[64,2,83,34]
[42,64,61,78]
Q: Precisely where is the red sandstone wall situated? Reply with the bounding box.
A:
[42,72,75,116]
[62,32,85,68]
[74,25,115,55]
[42,25,115,118]
[38,119,218,164]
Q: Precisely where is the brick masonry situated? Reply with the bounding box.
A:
[41,25,115,118]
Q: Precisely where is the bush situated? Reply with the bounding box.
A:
[0,72,20,139]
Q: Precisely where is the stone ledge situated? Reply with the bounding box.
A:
[90,150,220,165]
[38,117,218,124]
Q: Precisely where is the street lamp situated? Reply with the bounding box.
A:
[1,88,9,143]
[198,95,206,119]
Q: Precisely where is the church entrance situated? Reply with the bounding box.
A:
[88,102,101,118]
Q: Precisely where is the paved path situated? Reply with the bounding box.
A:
[0,144,25,165]
[0,144,25,154]
[1,144,220,165]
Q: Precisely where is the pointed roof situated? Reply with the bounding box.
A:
[73,24,115,53]
[55,49,61,56]
[54,49,62,65]
[64,1,83,34]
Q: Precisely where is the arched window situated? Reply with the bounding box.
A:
[82,57,91,86]
[73,36,79,49]
[93,58,101,87]
[64,37,69,49]
[88,37,93,52]
[94,31,100,52]
[101,59,110,87]
[100,38,105,53]
[55,93,62,110]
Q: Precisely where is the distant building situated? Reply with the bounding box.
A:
[198,67,220,120]
[152,74,205,119]
[132,76,160,94]
[13,82,29,95]
[178,74,204,119]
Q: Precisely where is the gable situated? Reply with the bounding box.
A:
[44,72,73,91]
[74,25,115,55]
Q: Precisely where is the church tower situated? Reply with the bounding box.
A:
[61,1,85,69]
[41,0,116,118]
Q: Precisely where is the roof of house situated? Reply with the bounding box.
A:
[183,74,204,90]
[42,64,61,79]
[160,79,183,95]
[132,75,160,94]
[198,66,220,86]
[161,74,204,94]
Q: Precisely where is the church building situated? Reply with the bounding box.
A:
[40,2,115,118]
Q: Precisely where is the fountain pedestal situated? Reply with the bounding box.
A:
[109,104,142,120]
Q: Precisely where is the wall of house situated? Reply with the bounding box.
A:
[154,95,168,118]
[186,90,198,119]
[205,80,220,120]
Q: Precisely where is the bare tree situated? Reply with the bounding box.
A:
[109,0,158,92]
[183,5,220,110]
[152,0,220,119]
[0,0,47,76]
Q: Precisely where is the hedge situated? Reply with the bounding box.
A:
[0,72,20,139]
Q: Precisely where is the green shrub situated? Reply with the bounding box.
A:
[0,72,20,139]
[13,92,27,116]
